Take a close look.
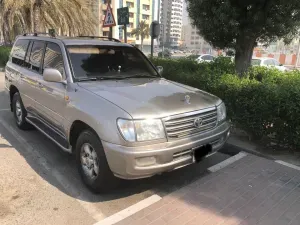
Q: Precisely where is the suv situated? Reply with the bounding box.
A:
[5,34,230,192]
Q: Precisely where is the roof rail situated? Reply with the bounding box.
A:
[77,36,121,42]
[23,33,56,38]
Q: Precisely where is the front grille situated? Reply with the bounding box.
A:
[164,108,218,139]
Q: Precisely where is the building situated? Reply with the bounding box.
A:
[182,23,212,53]
[159,0,184,48]
[98,0,157,49]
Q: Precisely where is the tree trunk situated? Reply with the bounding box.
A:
[235,34,256,76]
[3,11,11,45]
[141,37,144,51]
[33,0,42,32]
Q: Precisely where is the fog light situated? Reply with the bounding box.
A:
[136,157,156,167]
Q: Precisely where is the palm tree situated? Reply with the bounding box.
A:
[0,0,97,43]
[131,20,150,51]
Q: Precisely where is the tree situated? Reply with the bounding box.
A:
[131,20,150,51]
[0,0,97,44]
[186,0,300,75]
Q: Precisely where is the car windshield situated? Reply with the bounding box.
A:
[67,45,159,80]
[251,59,261,65]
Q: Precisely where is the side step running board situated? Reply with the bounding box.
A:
[26,117,72,154]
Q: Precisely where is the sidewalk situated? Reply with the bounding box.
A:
[115,153,300,225]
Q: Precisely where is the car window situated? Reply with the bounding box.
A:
[251,59,261,65]
[11,39,30,67]
[273,59,280,66]
[29,41,45,73]
[43,42,65,78]
[67,45,158,79]
[202,55,210,60]
[207,55,214,60]
[263,59,274,66]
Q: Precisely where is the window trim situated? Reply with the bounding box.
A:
[43,41,67,79]
[27,40,46,75]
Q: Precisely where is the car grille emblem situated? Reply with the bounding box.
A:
[194,118,203,128]
[184,95,191,104]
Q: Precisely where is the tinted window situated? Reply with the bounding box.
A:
[263,59,274,66]
[11,39,30,66]
[67,46,158,79]
[43,43,65,78]
[273,59,280,66]
[29,41,45,73]
[251,59,261,65]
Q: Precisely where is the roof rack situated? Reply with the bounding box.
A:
[77,36,121,42]
[23,32,56,38]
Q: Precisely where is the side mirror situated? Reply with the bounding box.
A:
[156,66,163,75]
[43,68,64,83]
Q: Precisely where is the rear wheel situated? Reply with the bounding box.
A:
[12,93,32,130]
[75,130,118,193]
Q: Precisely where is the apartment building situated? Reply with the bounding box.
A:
[98,0,156,47]
[182,23,212,52]
[159,0,184,48]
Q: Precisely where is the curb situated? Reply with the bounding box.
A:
[226,139,275,160]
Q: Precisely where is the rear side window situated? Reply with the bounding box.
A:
[43,43,65,78]
[29,41,45,73]
[11,39,30,66]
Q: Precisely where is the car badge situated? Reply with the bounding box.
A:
[184,95,191,104]
[194,118,203,128]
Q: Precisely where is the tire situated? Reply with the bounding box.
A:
[12,93,32,130]
[75,129,118,193]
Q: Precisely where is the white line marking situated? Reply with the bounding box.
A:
[275,160,300,171]
[208,152,248,172]
[93,195,162,225]
[0,109,10,111]
[0,118,105,221]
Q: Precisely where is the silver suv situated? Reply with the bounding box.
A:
[5,34,230,192]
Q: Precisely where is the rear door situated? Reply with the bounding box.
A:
[34,42,67,136]
[7,39,41,113]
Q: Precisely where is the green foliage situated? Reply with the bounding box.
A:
[0,46,11,67]
[186,0,300,73]
[150,57,300,148]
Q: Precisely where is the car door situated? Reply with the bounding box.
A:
[263,59,274,68]
[34,42,67,136]
[10,39,42,114]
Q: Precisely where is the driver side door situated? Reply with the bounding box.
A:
[34,42,67,138]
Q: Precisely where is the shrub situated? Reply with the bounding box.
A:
[0,46,12,67]
[150,56,300,148]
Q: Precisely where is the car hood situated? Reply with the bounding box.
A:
[78,78,221,119]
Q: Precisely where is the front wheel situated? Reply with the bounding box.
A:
[75,130,118,193]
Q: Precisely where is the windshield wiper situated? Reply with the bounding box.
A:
[124,74,159,79]
[77,77,97,82]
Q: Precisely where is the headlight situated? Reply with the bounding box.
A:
[217,102,226,122]
[117,119,165,142]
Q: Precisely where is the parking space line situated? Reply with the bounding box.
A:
[93,194,162,225]
[275,160,300,171]
[0,118,105,222]
[208,152,248,172]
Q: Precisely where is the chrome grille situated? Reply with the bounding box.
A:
[164,108,218,139]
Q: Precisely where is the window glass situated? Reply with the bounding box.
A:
[43,43,65,78]
[29,41,45,73]
[67,46,158,79]
[251,59,261,65]
[202,55,210,60]
[263,59,274,66]
[11,39,30,67]
[273,59,280,66]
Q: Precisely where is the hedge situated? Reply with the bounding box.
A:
[151,57,300,148]
[0,46,11,67]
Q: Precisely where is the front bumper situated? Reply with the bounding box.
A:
[103,121,230,180]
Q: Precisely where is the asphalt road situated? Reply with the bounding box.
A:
[0,72,239,225]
